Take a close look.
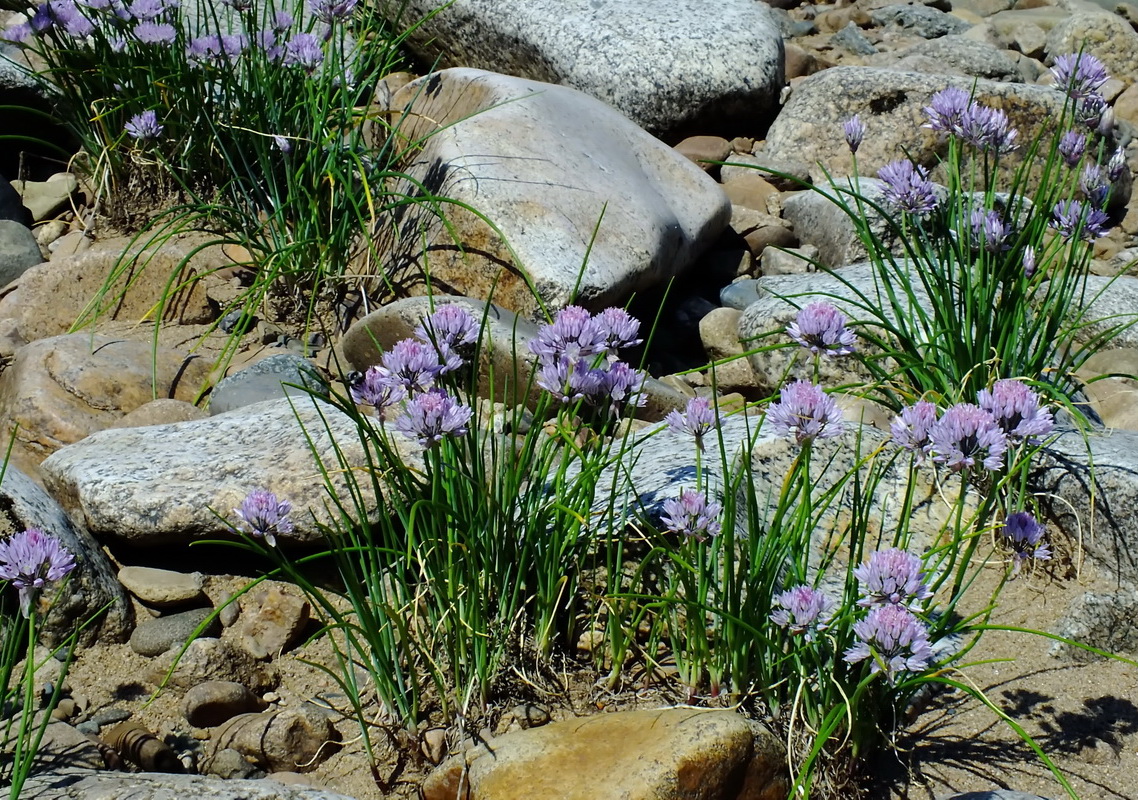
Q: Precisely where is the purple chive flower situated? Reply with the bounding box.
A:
[348,365,406,420]
[771,585,837,641]
[272,10,294,30]
[125,0,170,21]
[1074,93,1108,131]
[530,306,607,363]
[765,379,845,445]
[124,110,163,140]
[272,134,291,153]
[844,115,865,153]
[0,529,76,618]
[877,160,940,216]
[380,338,442,395]
[49,0,94,37]
[928,403,1007,472]
[134,20,175,44]
[233,490,293,548]
[254,30,283,60]
[854,548,933,609]
[786,301,857,357]
[310,0,358,22]
[976,379,1055,445]
[415,305,478,373]
[661,489,723,541]
[0,22,33,43]
[29,4,53,32]
[1080,163,1110,208]
[393,388,472,449]
[923,86,971,135]
[1107,147,1127,182]
[1051,53,1109,100]
[959,103,1018,154]
[284,32,323,72]
[843,605,935,683]
[598,361,647,415]
[536,357,602,404]
[890,400,939,465]
[969,208,1011,253]
[1050,199,1110,240]
[665,396,719,450]
[594,307,643,354]
[1058,130,1087,168]
[1023,245,1037,278]
[1002,511,1052,568]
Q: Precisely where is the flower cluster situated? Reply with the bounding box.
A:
[786,301,857,357]
[923,87,1018,154]
[843,604,935,683]
[529,306,647,417]
[766,379,845,446]
[661,489,722,541]
[770,584,837,641]
[0,529,77,618]
[854,548,933,610]
[349,305,477,448]
[233,489,293,548]
[877,159,940,217]
[891,381,1053,473]
[1001,510,1052,571]
[665,396,719,452]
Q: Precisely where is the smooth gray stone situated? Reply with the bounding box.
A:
[129,607,220,657]
[209,353,325,415]
[21,770,363,800]
[0,218,42,289]
[871,4,971,38]
[833,22,878,56]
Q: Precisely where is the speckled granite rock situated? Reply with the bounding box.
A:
[22,770,363,800]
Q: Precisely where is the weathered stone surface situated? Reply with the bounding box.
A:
[0,219,42,289]
[1052,581,1138,662]
[147,638,279,692]
[377,69,730,319]
[421,708,787,800]
[212,707,339,773]
[870,4,970,38]
[1045,13,1138,89]
[22,770,362,800]
[384,0,784,139]
[0,464,130,646]
[232,583,310,659]
[1064,275,1138,352]
[886,35,1024,82]
[0,334,212,464]
[209,353,326,415]
[764,67,1069,184]
[12,172,77,222]
[30,723,107,774]
[130,607,219,657]
[118,566,205,608]
[112,398,208,429]
[40,397,420,546]
[7,235,225,343]
[184,681,265,728]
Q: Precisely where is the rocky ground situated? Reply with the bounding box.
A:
[6,0,1138,798]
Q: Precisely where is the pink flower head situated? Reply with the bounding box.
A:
[233,490,293,548]
[771,584,837,641]
[661,489,722,541]
[843,605,935,683]
[928,403,1007,472]
[765,380,845,445]
[854,548,933,609]
[393,389,472,449]
[890,400,938,465]
[976,379,1054,445]
[0,529,76,618]
[786,301,856,357]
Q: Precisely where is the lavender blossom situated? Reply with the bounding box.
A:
[49,0,94,37]
[1001,511,1052,568]
[1058,130,1087,168]
[976,379,1054,445]
[535,357,603,404]
[786,301,857,357]
[380,338,442,395]
[0,22,32,43]
[597,361,647,415]
[134,20,175,44]
[877,160,940,216]
[415,305,478,374]
[770,585,837,641]
[0,529,76,618]
[1107,147,1127,182]
[126,0,169,20]
[309,0,358,22]
[843,115,865,153]
[348,365,406,420]
[529,306,607,363]
[843,605,935,683]
[854,548,933,609]
[1023,245,1037,278]
[661,489,723,541]
[187,33,245,64]
[959,104,1018,154]
[233,489,293,548]
[30,4,53,33]
[665,396,719,451]
[928,402,1007,472]
[890,400,938,465]
[594,307,643,354]
[1050,53,1109,100]
[124,110,163,140]
[272,134,291,153]
[765,379,845,445]
[1074,93,1108,131]
[923,87,971,136]
[969,208,1011,253]
[1050,199,1110,241]
[254,30,283,61]
[1080,163,1110,208]
[283,32,323,72]
[272,10,293,30]
[393,389,472,449]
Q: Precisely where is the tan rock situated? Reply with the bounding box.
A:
[12,234,229,344]
[675,136,732,172]
[112,398,208,429]
[421,708,786,800]
[0,334,212,463]
[232,583,310,659]
[117,565,205,608]
[722,173,780,215]
[212,707,338,773]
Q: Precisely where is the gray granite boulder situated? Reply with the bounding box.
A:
[0,218,42,289]
[40,396,422,547]
[0,464,130,645]
[1045,13,1138,89]
[378,69,730,320]
[209,353,325,415]
[384,0,785,139]
[22,770,362,800]
[886,35,1025,82]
